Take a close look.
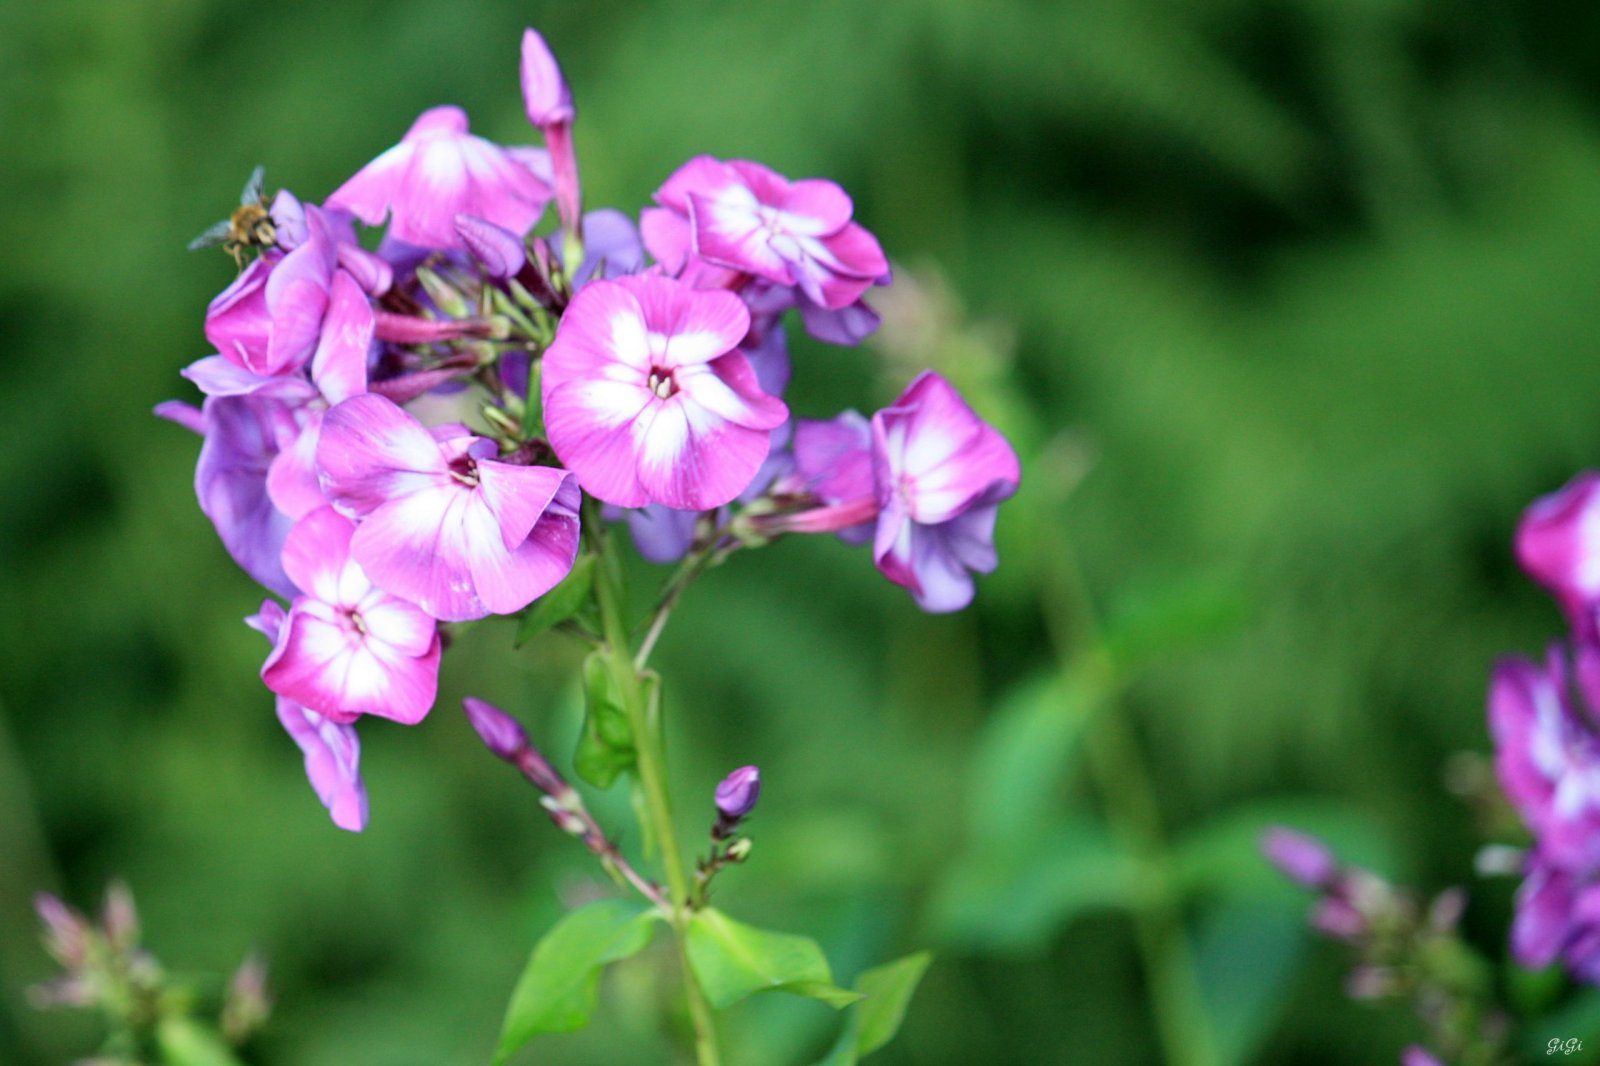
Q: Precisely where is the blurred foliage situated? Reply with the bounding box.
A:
[6,0,1600,1062]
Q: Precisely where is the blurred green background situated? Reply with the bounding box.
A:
[5,0,1600,1062]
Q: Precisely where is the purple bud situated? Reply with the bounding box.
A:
[455,214,527,279]
[1345,965,1395,1000]
[715,766,761,820]
[1401,1046,1445,1066]
[222,953,272,1042]
[27,975,95,1009]
[463,697,530,762]
[521,29,575,128]
[1311,897,1367,941]
[102,881,138,952]
[1427,886,1467,933]
[1261,826,1337,888]
[33,894,87,968]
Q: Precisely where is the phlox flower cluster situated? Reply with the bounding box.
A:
[161,29,1020,831]
[1489,473,1600,982]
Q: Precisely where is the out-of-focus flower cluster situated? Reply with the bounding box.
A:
[1262,829,1505,1066]
[32,883,269,1065]
[161,29,1021,831]
[1488,474,1600,983]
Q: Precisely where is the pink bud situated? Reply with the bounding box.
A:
[463,697,530,762]
[521,29,575,128]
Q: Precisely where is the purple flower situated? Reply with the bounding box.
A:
[328,105,551,251]
[870,372,1020,612]
[1488,646,1600,874]
[542,274,787,510]
[258,507,441,725]
[643,156,888,313]
[1517,471,1600,635]
[247,599,368,831]
[1261,827,1337,889]
[791,409,876,544]
[1400,1047,1445,1066]
[162,393,304,598]
[715,766,762,820]
[1511,853,1600,983]
[317,394,581,621]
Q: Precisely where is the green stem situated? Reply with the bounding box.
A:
[1044,527,1218,1066]
[592,530,721,1066]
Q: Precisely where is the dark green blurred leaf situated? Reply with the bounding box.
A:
[966,673,1090,845]
[1192,898,1304,1066]
[931,816,1138,952]
[574,651,638,789]
[514,554,596,647]
[684,908,837,1009]
[155,1017,245,1066]
[494,899,659,1063]
[1523,988,1600,1061]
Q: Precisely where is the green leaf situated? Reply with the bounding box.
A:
[853,951,933,1056]
[573,651,639,789]
[684,908,836,1009]
[155,1017,246,1066]
[1192,899,1303,1066]
[966,672,1089,845]
[783,980,865,1009]
[930,815,1137,951]
[812,951,934,1066]
[494,899,659,1063]
[514,554,595,646]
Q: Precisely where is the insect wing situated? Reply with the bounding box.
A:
[240,164,266,206]
[187,219,233,251]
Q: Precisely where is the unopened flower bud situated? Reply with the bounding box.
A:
[520,29,575,128]
[1427,886,1467,933]
[1345,965,1395,1000]
[715,766,761,820]
[463,697,530,762]
[1401,1047,1445,1066]
[456,214,527,279]
[1311,897,1367,942]
[1261,827,1337,889]
[102,881,139,952]
[222,953,272,1043]
[34,894,88,968]
[27,975,95,1010]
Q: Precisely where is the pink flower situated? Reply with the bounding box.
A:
[316,394,581,622]
[871,372,1020,613]
[642,156,889,312]
[247,600,368,831]
[260,507,441,725]
[1518,471,1600,636]
[328,105,551,251]
[542,274,787,510]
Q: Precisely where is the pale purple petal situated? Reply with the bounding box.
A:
[278,698,368,832]
[310,270,372,404]
[265,411,326,521]
[800,296,881,346]
[794,411,874,503]
[195,396,297,598]
[317,394,449,517]
[154,400,204,435]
